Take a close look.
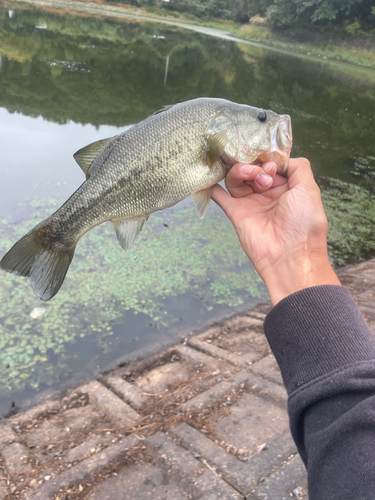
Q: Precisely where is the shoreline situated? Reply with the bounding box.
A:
[8,0,375,72]
[0,257,374,498]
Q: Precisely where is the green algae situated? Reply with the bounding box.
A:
[0,202,263,397]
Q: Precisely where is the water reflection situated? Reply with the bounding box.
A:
[0,108,125,216]
[0,5,374,184]
[0,3,375,413]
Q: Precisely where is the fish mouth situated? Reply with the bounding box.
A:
[258,115,293,175]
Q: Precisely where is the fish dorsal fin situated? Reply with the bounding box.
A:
[111,216,149,250]
[192,189,211,219]
[205,131,228,168]
[152,104,174,116]
[73,137,115,177]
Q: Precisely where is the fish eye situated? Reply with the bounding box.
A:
[257,111,267,123]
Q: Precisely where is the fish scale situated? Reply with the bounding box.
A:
[0,98,292,300]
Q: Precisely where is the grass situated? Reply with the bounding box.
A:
[227,24,375,70]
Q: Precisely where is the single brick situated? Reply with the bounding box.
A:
[244,372,287,405]
[222,316,265,331]
[181,370,286,414]
[249,354,283,386]
[23,434,141,500]
[248,312,268,321]
[193,317,268,366]
[188,337,259,367]
[105,374,148,410]
[11,399,61,426]
[181,371,249,412]
[215,330,270,359]
[87,462,195,500]
[25,405,102,449]
[146,432,204,479]
[63,431,117,464]
[0,424,22,451]
[146,432,243,499]
[169,423,296,496]
[135,361,193,394]
[114,345,175,377]
[79,381,140,423]
[2,442,33,480]
[173,345,221,370]
[211,393,289,458]
[247,455,308,500]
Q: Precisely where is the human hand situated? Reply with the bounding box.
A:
[210,158,341,305]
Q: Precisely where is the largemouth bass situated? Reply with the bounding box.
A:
[0,98,292,300]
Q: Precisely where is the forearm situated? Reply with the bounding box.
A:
[264,286,375,499]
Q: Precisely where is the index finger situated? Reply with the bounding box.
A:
[287,158,316,190]
[225,161,277,197]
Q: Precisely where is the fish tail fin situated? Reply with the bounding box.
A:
[0,223,76,301]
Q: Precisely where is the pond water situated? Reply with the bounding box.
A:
[1,2,375,415]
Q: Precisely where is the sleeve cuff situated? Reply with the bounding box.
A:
[263,285,375,395]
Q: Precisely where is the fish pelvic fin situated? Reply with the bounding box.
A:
[0,226,76,301]
[192,189,211,219]
[73,137,115,177]
[111,216,149,251]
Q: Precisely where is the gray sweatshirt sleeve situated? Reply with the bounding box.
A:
[263,285,375,500]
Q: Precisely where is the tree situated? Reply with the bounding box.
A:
[205,0,232,20]
[232,0,250,23]
[247,0,274,18]
[266,0,374,31]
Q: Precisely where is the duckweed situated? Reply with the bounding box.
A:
[0,201,263,397]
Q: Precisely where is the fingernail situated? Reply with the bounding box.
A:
[263,162,275,174]
[256,173,272,187]
[240,165,255,175]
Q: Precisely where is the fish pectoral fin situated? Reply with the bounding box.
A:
[73,137,115,177]
[205,131,228,168]
[111,216,149,250]
[192,189,211,219]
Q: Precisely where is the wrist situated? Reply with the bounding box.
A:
[261,248,341,306]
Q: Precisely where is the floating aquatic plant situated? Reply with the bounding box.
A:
[0,201,263,397]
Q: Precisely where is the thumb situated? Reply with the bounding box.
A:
[210,184,234,218]
[287,158,316,190]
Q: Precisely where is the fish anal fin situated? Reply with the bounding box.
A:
[73,137,115,177]
[111,216,148,250]
[205,131,228,168]
[192,189,211,219]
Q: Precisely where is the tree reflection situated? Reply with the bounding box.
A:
[0,4,374,179]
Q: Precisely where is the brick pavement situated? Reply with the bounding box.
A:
[1,259,374,499]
